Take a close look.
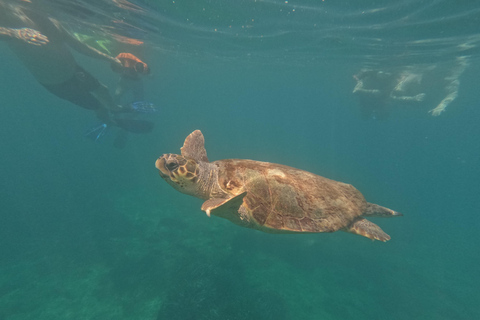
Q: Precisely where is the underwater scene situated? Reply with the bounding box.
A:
[0,0,479,319]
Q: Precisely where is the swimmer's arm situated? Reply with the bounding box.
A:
[0,27,13,39]
[0,27,49,45]
[353,80,381,94]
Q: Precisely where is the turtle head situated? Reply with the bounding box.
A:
[156,153,201,196]
[156,130,215,199]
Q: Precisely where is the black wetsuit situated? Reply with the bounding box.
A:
[42,65,103,110]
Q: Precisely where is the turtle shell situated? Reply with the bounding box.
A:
[214,159,367,233]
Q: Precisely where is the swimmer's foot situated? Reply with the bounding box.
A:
[429,107,445,116]
[85,123,108,142]
[429,99,450,116]
[130,101,158,113]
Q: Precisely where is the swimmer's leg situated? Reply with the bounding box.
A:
[430,56,468,116]
[113,77,129,104]
[429,90,457,116]
[91,82,123,113]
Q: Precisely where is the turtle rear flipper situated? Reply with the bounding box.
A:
[344,218,391,242]
[363,203,403,217]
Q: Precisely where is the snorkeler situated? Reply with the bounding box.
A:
[112,52,150,104]
[353,68,426,120]
[352,69,397,120]
[0,0,153,138]
[108,52,156,148]
[353,58,467,119]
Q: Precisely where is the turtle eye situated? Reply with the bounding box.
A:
[165,162,179,171]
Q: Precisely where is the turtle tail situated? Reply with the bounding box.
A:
[363,203,402,217]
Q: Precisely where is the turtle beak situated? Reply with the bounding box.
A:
[155,155,169,176]
[156,154,182,178]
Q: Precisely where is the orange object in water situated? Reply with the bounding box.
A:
[113,53,149,76]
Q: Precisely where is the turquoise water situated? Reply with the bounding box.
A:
[1,0,479,319]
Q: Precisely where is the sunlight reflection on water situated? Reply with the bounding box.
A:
[8,0,480,65]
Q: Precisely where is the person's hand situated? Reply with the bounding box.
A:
[429,107,444,116]
[414,93,426,102]
[15,28,49,46]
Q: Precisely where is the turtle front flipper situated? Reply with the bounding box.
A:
[201,192,248,224]
[181,130,209,162]
[344,218,391,242]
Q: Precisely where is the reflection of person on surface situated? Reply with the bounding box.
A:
[389,69,426,103]
[428,56,468,116]
[352,57,468,119]
[352,69,397,120]
[0,0,153,142]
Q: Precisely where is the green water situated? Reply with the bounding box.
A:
[1,1,479,319]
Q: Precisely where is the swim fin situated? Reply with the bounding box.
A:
[130,101,157,113]
[113,118,154,134]
[85,123,108,141]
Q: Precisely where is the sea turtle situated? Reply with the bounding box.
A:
[155,130,402,242]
